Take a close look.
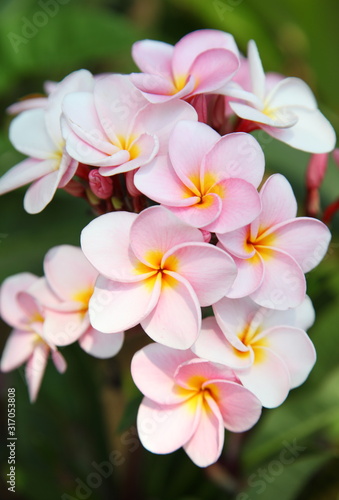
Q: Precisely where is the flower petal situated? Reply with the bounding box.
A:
[264,326,316,388]
[137,397,198,454]
[0,329,36,372]
[132,39,174,77]
[0,158,57,195]
[141,271,201,349]
[79,327,124,359]
[164,242,237,305]
[25,342,49,403]
[257,174,297,231]
[192,317,253,370]
[210,380,262,432]
[237,347,291,408]
[266,77,317,110]
[189,49,239,94]
[204,132,265,188]
[0,273,39,329]
[89,274,161,333]
[131,343,195,405]
[225,252,264,298]
[184,394,224,467]
[23,169,60,214]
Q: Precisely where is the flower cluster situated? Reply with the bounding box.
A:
[0,29,335,467]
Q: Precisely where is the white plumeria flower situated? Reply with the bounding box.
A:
[224,40,336,153]
[0,70,94,213]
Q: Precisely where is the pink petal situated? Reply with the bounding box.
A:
[189,49,239,95]
[251,248,306,309]
[210,380,262,432]
[23,169,60,213]
[26,343,49,403]
[134,155,199,207]
[264,217,331,273]
[94,75,147,139]
[217,225,255,259]
[79,327,124,359]
[0,273,39,329]
[184,394,224,467]
[203,178,261,233]
[131,343,195,405]
[237,347,291,408]
[99,133,158,176]
[130,206,203,267]
[88,274,161,333]
[172,29,239,78]
[168,193,222,228]
[163,242,237,306]
[141,271,201,349]
[44,245,98,303]
[174,358,237,389]
[0,158,57,195]
[129,73,177,100]
[43,309,89,345]
[168,121,219,192]
[51,349,67,373]
[228,253,264,298]
[264,326,316,388]
[81,211,146,282]
[257,174,297,232]
[192,317,253,370]
[132,39,174,77]
[203,132,265,188]
[0,330,36,372]
[294,295,315,331]
[262,108,336,153]
[9,108,56,159]
[137,397,198,454]
[133,100,197,155]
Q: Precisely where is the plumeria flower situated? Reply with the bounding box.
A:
[131,343,262,467]
[218,174,331,309]
[192,296,316,408]
[224,40,336,153]
[0,70,94,213]
[35,245,124,359]
[130,29,240,103]
[0,273,67,402]
[81,206,237,349]
[135,120,264,233]
[61,74,197,177]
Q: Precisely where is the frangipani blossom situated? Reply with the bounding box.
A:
[62,74,197,177]
[192,296,316,408]
[131,343,261,467]
[224,40,336,153]
[0,273,67,402]
[35,245,124,359]
[218,174,331,309]
[81,206,237,349]
[135,121,264,232]
[131,29,240,103]
[0,70,94,213]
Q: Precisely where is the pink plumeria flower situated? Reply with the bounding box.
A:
[130,29,239,103]
[131,343,262,467]
[217,174,331,309]
[224,40,336,153]
[192,296,316,408]
[0,273,67,402]
[61,74,197,177]
[81,206,237,349]
[36,245,124,359]
[0,70,94,213]
[135,120,264,233]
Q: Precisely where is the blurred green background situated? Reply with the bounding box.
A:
[0,0,339,499]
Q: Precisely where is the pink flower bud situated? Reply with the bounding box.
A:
[200,229,212,243]
[125,170,141,197]
[88,170,113,199]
